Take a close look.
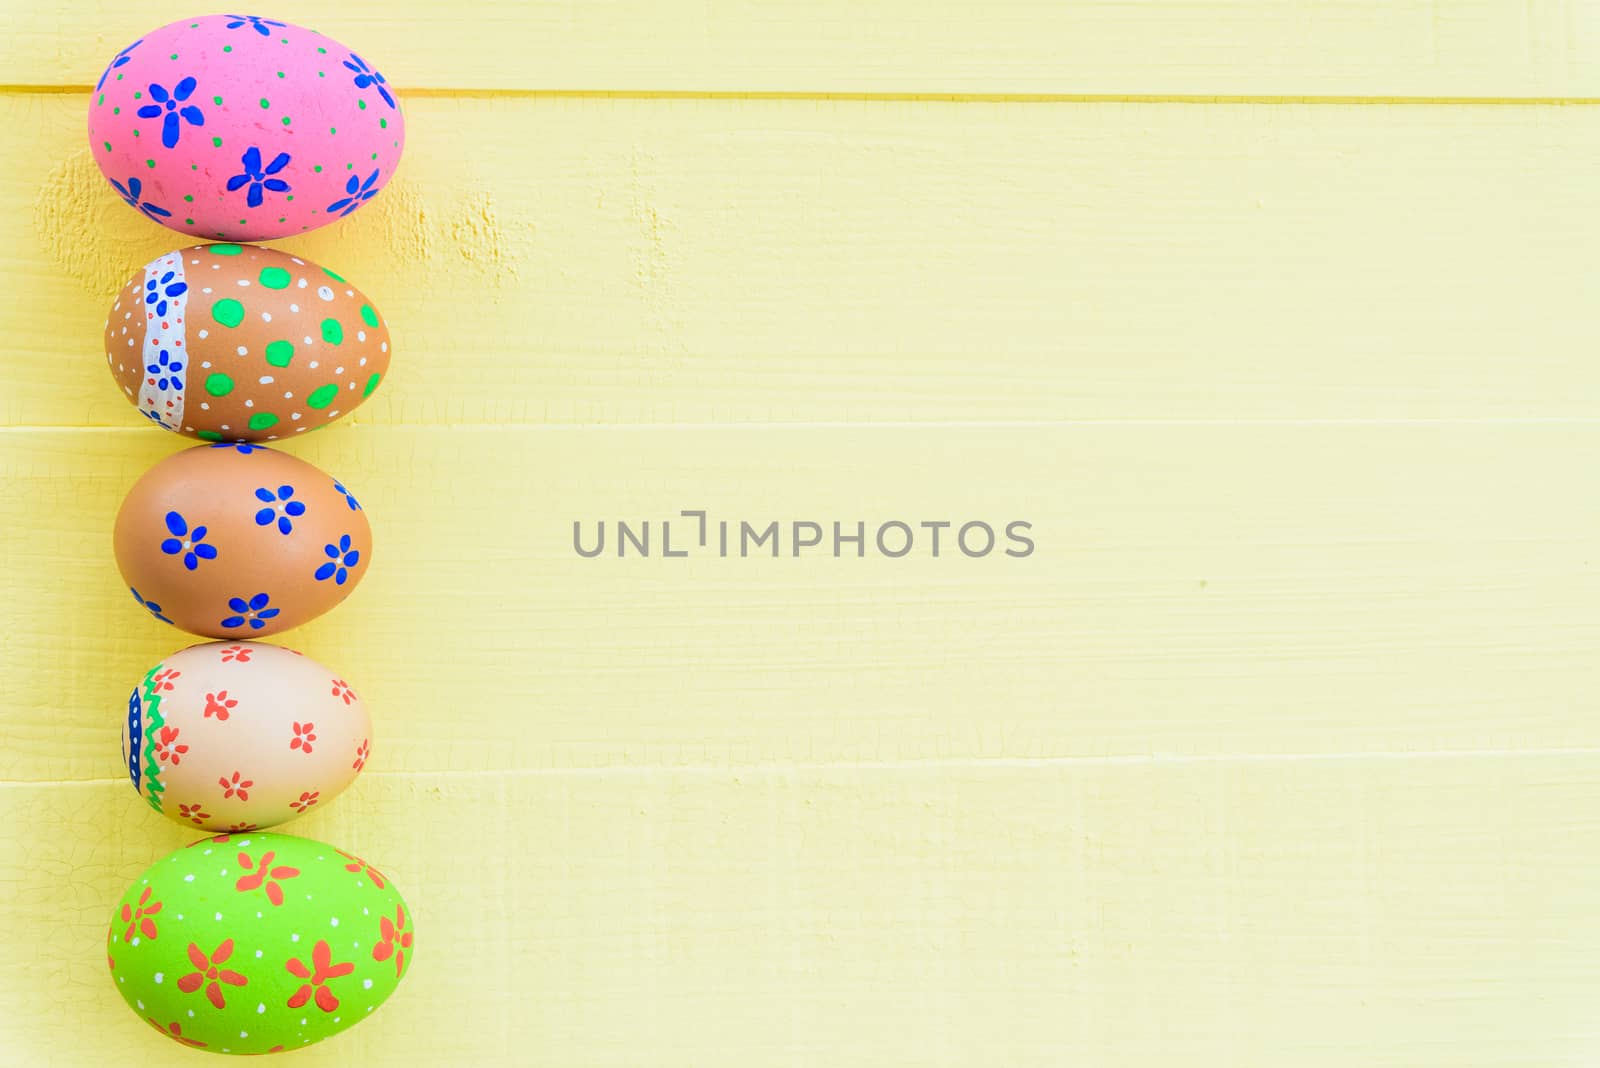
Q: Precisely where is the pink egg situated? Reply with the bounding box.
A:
[88,14,404,240]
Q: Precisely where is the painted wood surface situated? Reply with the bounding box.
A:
[10,1,1600,97]
[2,3,1597,1065]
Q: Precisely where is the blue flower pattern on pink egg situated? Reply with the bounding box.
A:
[136,77,205,149]
[327,169,381,217]
[228,147,292,209]
[224,14,285,36]
[343,53,395,109]
[96,39,141,92]
[108,176,171,221]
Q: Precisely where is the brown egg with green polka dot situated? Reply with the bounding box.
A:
[105,243,391,442]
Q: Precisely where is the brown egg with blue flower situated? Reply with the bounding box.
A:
[115,445,372,638]
[105,243,391,442]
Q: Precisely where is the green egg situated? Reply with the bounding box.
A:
[108,833,414,1054]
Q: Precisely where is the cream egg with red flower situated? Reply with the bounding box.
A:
[123,641,371,831]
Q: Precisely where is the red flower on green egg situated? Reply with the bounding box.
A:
[176,939,247,1009]
[372,904,413,978]
[235,850,299,906]
[285,939,354,1012]
[147,1018,207,1048]
[334,847,386,889]
[121,885,162,941]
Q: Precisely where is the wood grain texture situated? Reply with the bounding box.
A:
[9,0,1600,97]
[4,423,1597,785]
[7,3,1600,1063]
[5,757,1600,1066]
[10,93,1600,428]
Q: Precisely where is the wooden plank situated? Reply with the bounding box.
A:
[11,93,1600,428]
[5,756,1600,1065]
[9,1,1600,97]
[4,423,1596,783]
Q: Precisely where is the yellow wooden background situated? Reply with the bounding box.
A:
[4,2,1600,1064]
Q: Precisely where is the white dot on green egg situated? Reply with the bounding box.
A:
[291,933,299,942]
[154,973,164,983]
[183,874,194,882]
[330,917,339,927]
[257,1003,266,1014]
[362,979,372,989]
[131,937,140,946]
[361,908,369,915]
[188,1010,195,1018]
[203,849,212,856]
[214,912,222,921]
[176,914,185,920]
[240,1031,248,1038]
[137,1000,145,1009]
[255,950,263,958]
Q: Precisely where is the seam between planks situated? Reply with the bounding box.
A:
[6,417,1600,434]
[8,84,1600,105]
[13,745,1600,788]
